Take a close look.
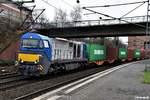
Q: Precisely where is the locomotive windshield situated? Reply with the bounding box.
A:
[21,39,43,48]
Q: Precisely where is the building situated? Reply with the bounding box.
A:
[128,36,150,49]
[0,1,32,23]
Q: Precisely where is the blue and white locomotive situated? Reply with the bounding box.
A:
[17,32,87,76]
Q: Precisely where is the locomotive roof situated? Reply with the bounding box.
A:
[21,32,50,40]
[22,32,85,45]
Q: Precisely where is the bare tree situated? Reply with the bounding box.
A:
[38,14,50,28]
[70,5,82,22]
[30,10,51,29]
[54,9,67,27]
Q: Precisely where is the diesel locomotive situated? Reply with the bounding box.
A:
[16,32,147,76]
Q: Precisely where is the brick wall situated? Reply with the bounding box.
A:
[128,36,149,49]
[0,41,19,61]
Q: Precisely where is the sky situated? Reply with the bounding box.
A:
[22,0,149,44]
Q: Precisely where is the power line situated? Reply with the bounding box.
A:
[84,1,148,8]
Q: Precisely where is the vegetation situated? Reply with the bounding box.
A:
[53,9,68,27]
[143,71,150,84]
[70,5,82,21]
[0,16,21,53]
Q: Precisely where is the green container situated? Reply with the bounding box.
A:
[119,48,127,59]
[86,44,106,61]
[134,49,141,58]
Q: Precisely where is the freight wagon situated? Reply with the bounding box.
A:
[140,48,145,60]
[87,46,128,65]
[86,44,106,65]
[127,47,135,61]
[134,49,141,60]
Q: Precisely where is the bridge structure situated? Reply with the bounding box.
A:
[36,15,150,38]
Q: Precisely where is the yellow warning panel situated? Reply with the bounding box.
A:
[18,53,40,62]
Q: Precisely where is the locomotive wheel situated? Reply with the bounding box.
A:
[121,59,126,62]
[107,59,115,64]
[96,61,104,65]
[127,58,132,61]
[48,66,55,74]
[61,64,66,72]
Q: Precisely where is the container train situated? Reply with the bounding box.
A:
[16,32,149,76]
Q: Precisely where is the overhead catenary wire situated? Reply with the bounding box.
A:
[41,0,59,10]
[61,0,74,10]
[84,1,148,8]
[83,0,147,22]
[83,7,146,28]
[120,1,146,18]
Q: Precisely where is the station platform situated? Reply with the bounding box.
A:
[33,60,150,100]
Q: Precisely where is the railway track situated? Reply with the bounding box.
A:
[0,72,20,79]
[0,74,25,84]
[0,80,30,91]
[13,62,124,100]
[0,73,28,91]
[0,62,133,100]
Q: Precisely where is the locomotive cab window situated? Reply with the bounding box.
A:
[43,40,49,48]
[21,39,44,48]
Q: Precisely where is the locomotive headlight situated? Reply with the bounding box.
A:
[21,60,24,63]
[35,60,37,64]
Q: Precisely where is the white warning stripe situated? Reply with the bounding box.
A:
[47,95,61,100]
